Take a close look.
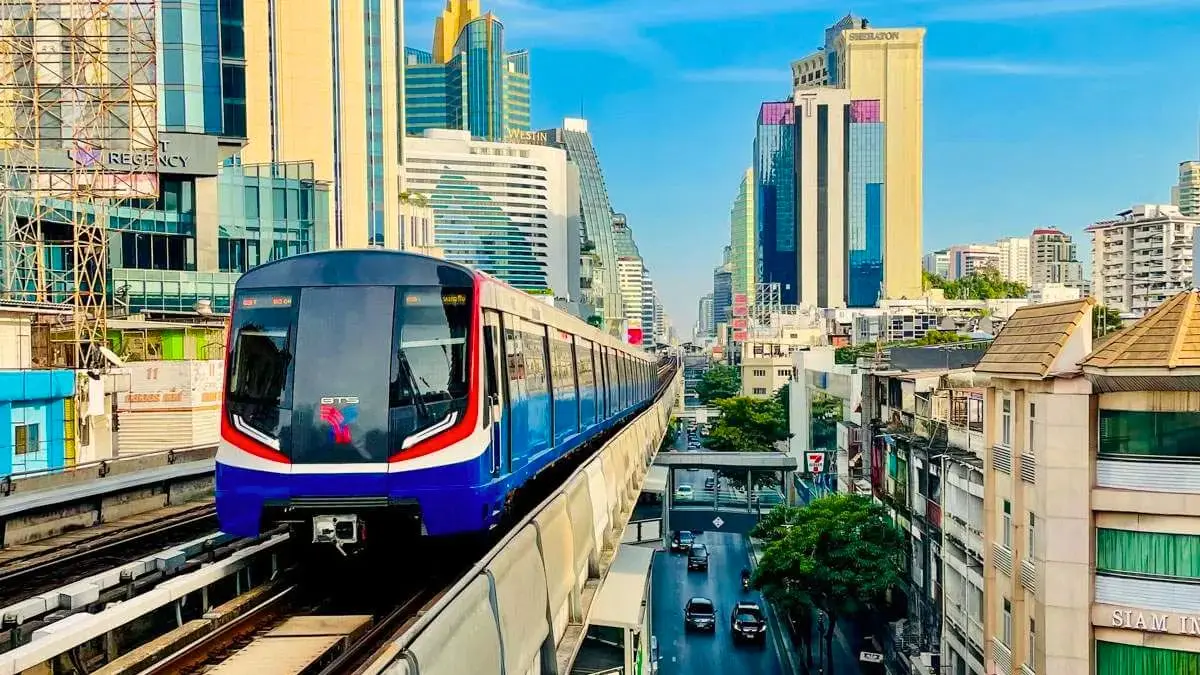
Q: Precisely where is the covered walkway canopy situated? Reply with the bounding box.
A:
[653,451,798,472]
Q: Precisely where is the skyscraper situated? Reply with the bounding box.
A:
[1031,228,1085,290]
[1172,160,1200,217]
[541,118,625,336]
[754,102,798,304]
[243,0,404,249]
[730,167,756,305]
[404,0,530,142]
[794,87,850,307]
[792,15,926,302]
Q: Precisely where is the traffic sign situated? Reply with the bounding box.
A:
[712,516,725,529]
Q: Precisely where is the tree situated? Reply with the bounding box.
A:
[707,396,790,490]
[940,267,1028,300]
[751,495,905,674]
[696,364,741,404]
[586,315,603,329]
[835,329,975,365]
[1094,304,1123,338]
[774,383,791,429]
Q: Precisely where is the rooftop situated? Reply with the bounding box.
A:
[974,297,1094,379]
[1081,289,1200,372]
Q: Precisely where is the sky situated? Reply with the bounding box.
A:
[405,0,1200,336]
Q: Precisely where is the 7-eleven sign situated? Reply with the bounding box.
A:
[806,452,826,474]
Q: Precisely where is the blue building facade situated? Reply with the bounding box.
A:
[0,370,75,475]
[846,99,885,308]
[159,0,246,139]
[754,102,798,305]
[404,15,530,141]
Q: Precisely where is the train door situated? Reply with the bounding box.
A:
[483,310,508,476]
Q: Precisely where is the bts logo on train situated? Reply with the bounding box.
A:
[319,396,359,445]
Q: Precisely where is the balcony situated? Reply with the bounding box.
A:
[993,543,1014,577]
[925,499,942,529]
[1020,558,1038,593]
[993,639,1013,673]
[943,516,985,561]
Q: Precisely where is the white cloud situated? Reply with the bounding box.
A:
[926,58,1114,76]
[924,0,1196,21]
[679,67,789,83]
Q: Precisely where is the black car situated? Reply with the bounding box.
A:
[670,530,695,553]
[730,602,767,643]
[687,543,709,572]
[704,476,716,489]
[684,597,717,632]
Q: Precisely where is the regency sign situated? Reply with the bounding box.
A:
[10,132,222,177]
[848,30,902,41]
[105,138,192,171]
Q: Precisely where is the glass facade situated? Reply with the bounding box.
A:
[160,0,224,134]
[1096,641,1200,675]
[428,171,547,291]
[555,126,621,323]
[713,267,732,327]
[363,0,385,246]
[403,16,529,141]
[730,168,755,306]
[754,101,797,304]
[846,99,884,307]
[1098,409,1200,458]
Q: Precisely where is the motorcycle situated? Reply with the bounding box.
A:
[741,574,751,591]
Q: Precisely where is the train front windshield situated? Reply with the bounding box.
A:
[225,284,474,464]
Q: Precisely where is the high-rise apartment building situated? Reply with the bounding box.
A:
[243,0,404,249]
[541,118,625,335]
[791,15,925,302]
[923,249,949,278]
[403,0,529,141]
[641,272,655,348]
[730,167,757,305]
[996,237,1031,286]
[1030,228,1085,291]
[404,129,576,297]
[616,257,646,345]
[947,244,1001,280]
[1171,160,1200,217]
[1088,204,1198,316]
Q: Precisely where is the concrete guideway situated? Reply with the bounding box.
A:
[1,445,217,549]
[0,534,288,675]
[364,370,684,675]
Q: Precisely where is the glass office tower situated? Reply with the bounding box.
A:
[846,99,885,307]
[404,4,530,141]
[754,102,798,304]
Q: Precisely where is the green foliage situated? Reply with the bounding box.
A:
[1094,304,1123,338]
[834,329,975,365]
[751,495,905,673]
[709,396,790,490]
[810,392,842,452]
[696,364,741,404]
[586,315,604,328]
[925,267,1027,300]
[707,396,790,454]
[661,420,679,451]
[774,383,790,429]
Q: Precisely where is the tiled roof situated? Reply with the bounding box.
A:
[974,297,1095,378]
[1081,290,1200,370]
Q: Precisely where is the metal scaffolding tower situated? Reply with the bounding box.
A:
[0,0,158,368]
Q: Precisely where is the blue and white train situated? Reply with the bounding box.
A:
[215,249,660,551]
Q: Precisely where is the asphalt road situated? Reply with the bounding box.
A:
[651,531,786,675]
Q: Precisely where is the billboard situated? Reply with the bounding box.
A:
[627,327,644,345]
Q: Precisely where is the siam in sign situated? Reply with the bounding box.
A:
[1111,609,1200,636]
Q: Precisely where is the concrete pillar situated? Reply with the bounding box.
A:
[193,175,220,272]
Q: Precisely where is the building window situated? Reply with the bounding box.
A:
[1002,598,1012,647]
[1098,409,1200,459]
[1028,617,1036,663]
[1028,512,1036,554]
[753,369,767,377]
[1096,528,1200,580]
[1001,396,1012,447]
[1002,499,1012,549]
[14,423,38,455]
[1028,402,1036,454]
[753,387,767,395]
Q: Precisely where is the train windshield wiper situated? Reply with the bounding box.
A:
[396,349,433,424]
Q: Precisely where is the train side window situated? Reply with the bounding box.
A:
[226,289,298,441]
[503,324,525,397]
[483,325,499,403]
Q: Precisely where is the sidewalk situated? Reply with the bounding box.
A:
[748,538,863,675]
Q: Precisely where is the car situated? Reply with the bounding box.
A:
[687,543,709,571]
[731,602,767,643]
[704,476,716,489]
[674,484,694,501]
[670,530,695,552]
[684,597,717,632]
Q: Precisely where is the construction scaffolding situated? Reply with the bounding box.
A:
[0,0,158,368]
